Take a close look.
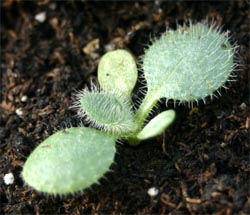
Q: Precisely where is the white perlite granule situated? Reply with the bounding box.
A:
[3,172,14,185]
[147,187,159,197]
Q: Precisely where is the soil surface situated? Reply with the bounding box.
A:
[1,1,249,214]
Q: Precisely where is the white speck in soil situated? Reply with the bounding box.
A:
[35,12,47,23]
[21,95,28,102]
[3,173,14,185]
[147,187,159,197]
[239,102,247,110]
[15,108,23,116]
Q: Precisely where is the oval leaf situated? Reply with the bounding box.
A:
[143,24,235,101]
[137,110,175,140]
[22,127,116,195]
[98,49,138,99]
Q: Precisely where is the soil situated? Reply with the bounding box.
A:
[1,1,249,214]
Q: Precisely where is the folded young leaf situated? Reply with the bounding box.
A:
[22,127,116,195]
[137,110,175,140]
[76,89,138,137]
[98,49,138,100]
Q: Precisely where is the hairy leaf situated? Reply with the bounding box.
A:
[22,127,116,195]
[77,89,138,137]
[143,23,235,102]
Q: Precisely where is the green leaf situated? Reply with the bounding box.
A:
[77,89,138,137]
[98,49,138,99]
[22,127,116,195]
[136,110,175,140]
[143,24,235,102]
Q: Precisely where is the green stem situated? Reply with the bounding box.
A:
[135,93,158,126]
[128,92,158,145]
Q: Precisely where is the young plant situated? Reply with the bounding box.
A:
[22,23,236,195]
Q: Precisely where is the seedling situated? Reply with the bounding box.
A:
[22,23,236,195]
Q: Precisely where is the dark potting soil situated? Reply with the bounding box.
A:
[1,1,249,214]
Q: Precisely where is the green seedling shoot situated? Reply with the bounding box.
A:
[22,23,236,195]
